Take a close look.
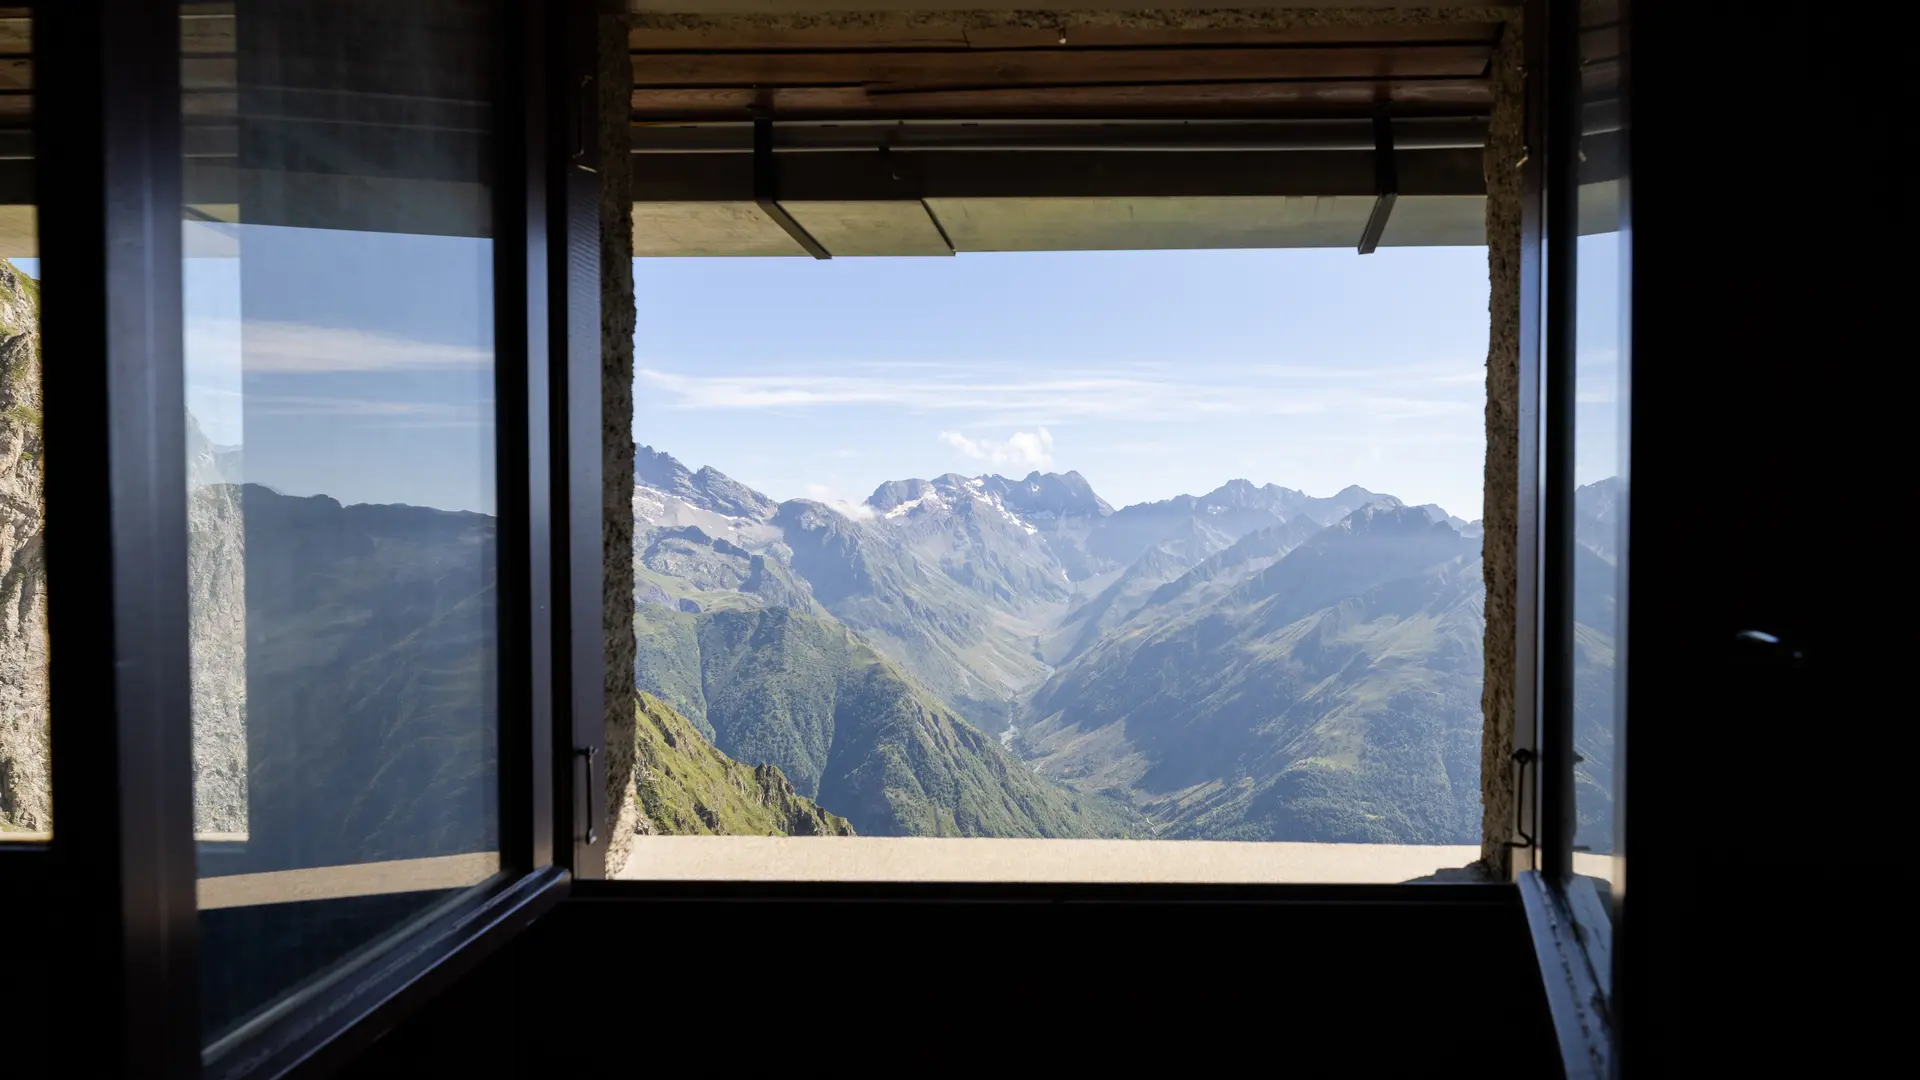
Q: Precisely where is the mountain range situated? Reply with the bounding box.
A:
[0,249,1618,860]
[626,443,1627,847]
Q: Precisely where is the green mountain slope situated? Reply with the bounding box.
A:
[773,498,1051,732]
[1024,504,1486,844]
[236,485,499,869]
[635,603,1136,839]
[633,692,854,836]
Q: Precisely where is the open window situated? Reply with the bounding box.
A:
[3,1,1665,1075]
[610,10,1516,888]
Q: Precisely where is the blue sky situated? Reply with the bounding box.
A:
[637,246,1502,520]
[20,230,1625,521]
[180,221,497,513]
[1575,231,1627,490]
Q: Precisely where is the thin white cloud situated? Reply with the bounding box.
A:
[246,394,487,428]
[1576,349,1622,405]
[940,427,1055,469]
[188,318,491,375]
[636,366,1477,425]
[803,482,875,520]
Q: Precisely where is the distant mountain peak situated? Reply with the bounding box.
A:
[1331,500,1443,535]
[868,469,1113,523]
[636,442,691,485]
[981,470,1113,518]
[634,444,777,521]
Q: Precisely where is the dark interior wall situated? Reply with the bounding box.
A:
[1619,4,1901,1074]
[341,885,1559,1075]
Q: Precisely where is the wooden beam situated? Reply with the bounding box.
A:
[632,45,1494,90]
[632,78,1493,122]
[181,10,238,56]
[631,25,972,51]
[631,146,1486,202]
[960,23,1502,49]
[182,57,236,92]
[628,22,1502,52]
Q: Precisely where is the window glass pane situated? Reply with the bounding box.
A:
[183,0,500,1047]
[1572,0,1627,908]
[0,5,46,843]
[626,239,1490,881]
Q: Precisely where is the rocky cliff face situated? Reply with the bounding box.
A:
[188,474,248,835]
[0,259,249,837]
[0,261,44,834]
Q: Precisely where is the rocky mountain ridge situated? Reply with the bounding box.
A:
[629,446,1619,847]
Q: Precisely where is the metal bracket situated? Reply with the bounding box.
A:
[753,117,831,259]
[1357,105,1398,254]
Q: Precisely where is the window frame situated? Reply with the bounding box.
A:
[1512,0,1628,1075]
[29,2,601,1076]
[15,0,1642,1072]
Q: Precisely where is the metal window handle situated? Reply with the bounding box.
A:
[1733,629,1804,668]
[576,745,598,847]
[1504,748,1536,850]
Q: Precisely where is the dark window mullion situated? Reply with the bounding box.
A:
[39,1,200,1075]
[544,0,604,877]
[1538,0,1583,884]
[495,0,556,879]
[1509,0,1549,880]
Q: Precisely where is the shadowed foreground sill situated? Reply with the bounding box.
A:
[616,837,1510,884]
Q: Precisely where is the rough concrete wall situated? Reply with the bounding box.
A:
[1478,16,1523,875]
[601,10,641,878]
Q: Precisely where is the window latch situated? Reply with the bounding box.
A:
[576,745,598,847]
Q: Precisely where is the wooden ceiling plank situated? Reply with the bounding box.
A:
[629,22,1503,52]
[632,78,1492,122]
[183,57,237,92]
[182,15,238,57]
[631,26,972,51]
[633,45,1493,90]
[959,23,1503,49]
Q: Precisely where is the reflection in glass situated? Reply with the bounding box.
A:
[0,6,47,841]
[184,0,500,1047]
[1572,0,1627,905]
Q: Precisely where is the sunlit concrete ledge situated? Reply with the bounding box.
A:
[5,834,1615,889]
[617,837,1495,884]
[198,852,500,910]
